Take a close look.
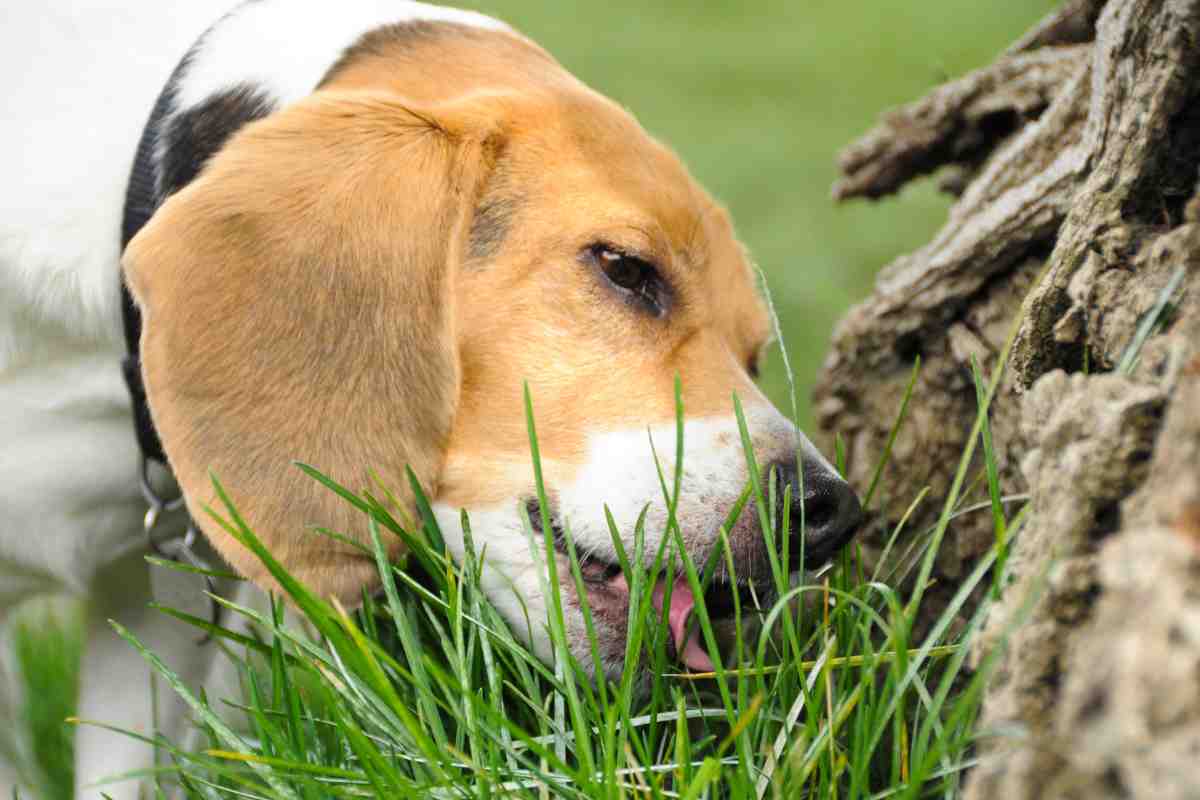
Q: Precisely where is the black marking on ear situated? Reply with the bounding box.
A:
[158,84,277,198]
[468,195,520,260]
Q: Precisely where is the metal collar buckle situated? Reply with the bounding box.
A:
[139,456,222,643]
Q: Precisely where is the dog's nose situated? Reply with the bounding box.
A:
[768,458,862,570]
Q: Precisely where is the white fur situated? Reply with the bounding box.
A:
[433,403,833,672]
[0,3,218,363]
[173,0,508,112]
[556,404,829,564]
[0,2,504,797]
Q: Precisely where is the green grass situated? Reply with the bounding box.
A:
[86,354,1035,799]
[8,600,82,800]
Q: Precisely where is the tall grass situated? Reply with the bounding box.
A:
[82,358,1037,800]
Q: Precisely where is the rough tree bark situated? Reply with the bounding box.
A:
[816,0,1200,797]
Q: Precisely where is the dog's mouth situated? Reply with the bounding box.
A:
[526,499,770,673]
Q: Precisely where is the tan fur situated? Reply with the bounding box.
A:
[124,24,772,601]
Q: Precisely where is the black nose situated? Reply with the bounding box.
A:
[768,458,862,570]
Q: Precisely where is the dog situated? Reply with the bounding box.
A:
[1,1,862,796]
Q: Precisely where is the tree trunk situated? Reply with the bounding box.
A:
[816,0,1200,796]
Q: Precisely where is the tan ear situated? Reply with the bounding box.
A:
[123,91,499,602]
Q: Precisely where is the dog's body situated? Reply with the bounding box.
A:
[2,3,861,797]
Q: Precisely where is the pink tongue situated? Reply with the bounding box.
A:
[652,576,715,672]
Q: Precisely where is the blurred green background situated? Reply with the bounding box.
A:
[466,0,1056,426]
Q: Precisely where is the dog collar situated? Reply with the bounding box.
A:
[119,50,224,632]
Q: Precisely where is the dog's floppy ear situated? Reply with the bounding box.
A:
[123,90,501,602]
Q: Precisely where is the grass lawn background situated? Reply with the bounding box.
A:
[10,1,1056,797]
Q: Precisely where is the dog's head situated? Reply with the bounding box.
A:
[124,21,860,677]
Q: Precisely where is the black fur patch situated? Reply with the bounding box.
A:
[121,49,190,253]
[158,84,276,197]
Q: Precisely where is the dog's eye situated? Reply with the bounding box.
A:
[589,244,668,316]
[747,357,761,379]
[600,248,649,290]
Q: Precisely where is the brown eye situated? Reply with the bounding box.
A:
[588,244,669,316]
[747,357,761,379]
[598,247,650,290]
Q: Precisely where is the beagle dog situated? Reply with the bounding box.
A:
[1,1,861,796]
